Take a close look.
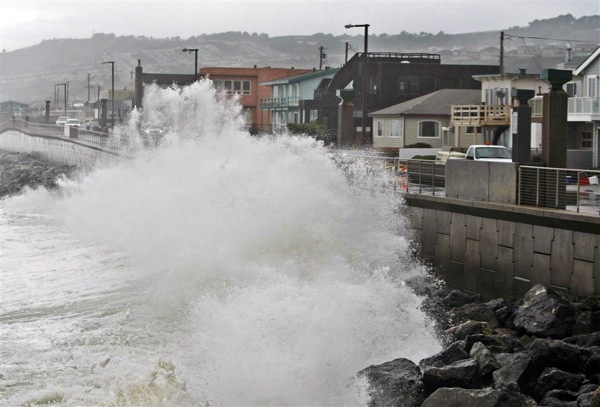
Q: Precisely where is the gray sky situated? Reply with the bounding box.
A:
[1,0,598,51]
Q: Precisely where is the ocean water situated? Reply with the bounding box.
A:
[0,81,441,406]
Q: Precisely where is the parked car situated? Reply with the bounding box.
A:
[85,120,101,131]
[66,118,82,127]
[465,145,512,162]
[56,116,71,126]
[140,124,165,146]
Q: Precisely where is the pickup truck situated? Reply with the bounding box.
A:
[464,145,512,163]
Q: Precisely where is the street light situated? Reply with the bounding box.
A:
[102,61,115,126]
[56,83,67,116]
[345,23,370,145]
[182,48,199,81]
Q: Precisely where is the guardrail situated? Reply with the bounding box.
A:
[0,119,121,154]
[519,166,600,215]
[344,153,599,216]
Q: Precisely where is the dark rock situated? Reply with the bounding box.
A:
[563,332,600,348]
[419,340,469,370]
[519,339,593,397]
[495,305,516,326]
[493,353,530,390]
[422,358,481,396]
[573,312,597,335]
[584,354,600,377]
[421,387,537,407]
[443,290,482,308]
[580,297,600,312]
[470,342,501,377]
[539,393,577,406]
[533,367,585,401]
[578,391,595,407]
[455,303,501,328]
[359,358,424,407]
[487,298,508,312]
[447,321,493,341]
[512,285,577,338]
[465,334,522,353]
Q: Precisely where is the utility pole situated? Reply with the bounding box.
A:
[102,61,115,126]
[345,42,349,64]
[57,83,67,116]
[85,73,94,103]
[500,31,504,76]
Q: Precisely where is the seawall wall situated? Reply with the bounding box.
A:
[404,194,600,300]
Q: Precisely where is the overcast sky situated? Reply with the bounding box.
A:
[1,0,598,51]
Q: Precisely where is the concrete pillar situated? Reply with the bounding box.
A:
[337,89,356,146]
[101,98,108,130]
[511,89,535,163]
[45,100,51,124]
[135,59,143,109]
[540,69,572,168]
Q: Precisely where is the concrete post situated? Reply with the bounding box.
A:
[510,89,535,163]
[540,69,572,168]
[45,100,51,124]
[135,59,143,109]
[101,98,108,130]
[337,90,356,146]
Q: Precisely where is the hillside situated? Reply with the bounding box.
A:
[0,14,597,105]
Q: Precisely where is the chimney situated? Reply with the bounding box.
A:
[566,44,572,63]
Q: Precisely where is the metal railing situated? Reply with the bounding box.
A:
[568,97,600,116]
[0,119,121,154]
[519,166,600,215]
[260,97,300,109]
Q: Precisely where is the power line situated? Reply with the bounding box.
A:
[505,34,599,44]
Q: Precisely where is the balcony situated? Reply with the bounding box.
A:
[451,105,511,126]
[530,96,600,121]
[568,97,600,121]
[260,97,300,110]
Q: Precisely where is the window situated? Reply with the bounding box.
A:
[466,126,481,135]
[582,131,592,149]
[214,80,251,95]
[418,121,440,138]
[390,120,401,138]
[586,76,598,98]
[376,121,383,137]
[398,77,419,94]
[566,82,578,97]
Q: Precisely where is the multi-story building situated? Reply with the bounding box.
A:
[258,68,340,131]
[199,66,311,132]
[309,52,499,144]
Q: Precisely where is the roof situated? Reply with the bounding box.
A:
[574,46,600,76]
[369,89,480,117]
[260,68,341,86]
[141,73,196,86]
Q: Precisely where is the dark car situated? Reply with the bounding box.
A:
[140,124,165,146]
[85,120,102,131]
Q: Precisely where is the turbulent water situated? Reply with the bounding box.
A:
[0,81,441,406]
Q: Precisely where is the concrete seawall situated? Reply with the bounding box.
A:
[404,193,600,299]
[0,129,117,167]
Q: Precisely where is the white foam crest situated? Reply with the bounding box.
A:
[4,82,441,405]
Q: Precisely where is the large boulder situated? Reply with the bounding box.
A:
[464,334,522,353]
[421,387,537,407]
[443,290,482,308]
[512,285,576,338]
[359,358,424,407]
[470,342,501,377]
[419,340,469,370]
[455,303,501,328]
[447,321,493,341]
[422,358,481,396]
[493,353,531,390]
[533,367,586,402]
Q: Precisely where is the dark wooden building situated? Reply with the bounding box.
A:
[313,52,500,144]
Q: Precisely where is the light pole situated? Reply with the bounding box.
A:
[345,23,370,145]
[182,48,199,81]
[57,83,67,116]
[102,61,115,126]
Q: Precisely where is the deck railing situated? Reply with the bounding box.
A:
[451,105,511,126]
[260,97,300,109]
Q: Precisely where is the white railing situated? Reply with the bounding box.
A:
[568,97,600,116]
[259,97,300,109]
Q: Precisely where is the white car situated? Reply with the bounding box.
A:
[66,118,82,127]
[56,116,71,126]
[465,145,512,163]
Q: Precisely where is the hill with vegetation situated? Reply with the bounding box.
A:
[0,14,597,105]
